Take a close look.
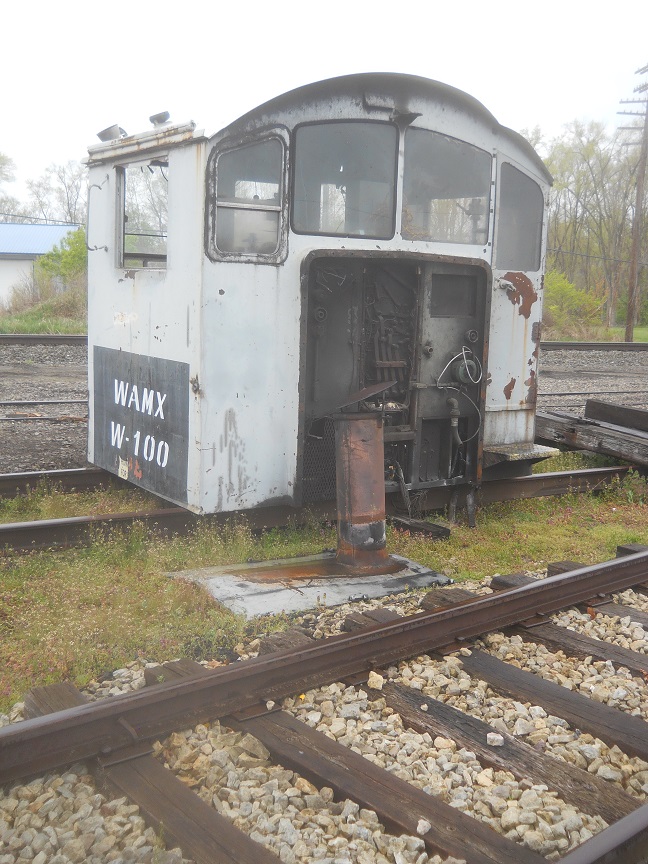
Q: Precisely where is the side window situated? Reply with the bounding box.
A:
[119,160,168,268]
[402,129,491,245]
[214,138,283,256]
[496,163,544,271]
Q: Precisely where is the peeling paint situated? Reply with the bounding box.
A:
[113,311,138,327]
[503,272,537,319]
[524,369,537,405]
[219,408,251,505]
[504,377,516,400]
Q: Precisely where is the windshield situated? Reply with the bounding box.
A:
[402,128,491,245]
[293,122,398,239]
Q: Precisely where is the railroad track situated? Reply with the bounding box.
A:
[0,466,630,553]
[0,334,87,346]
[0,466,125,498]
[541,342,648,352]
[3,546,648,862]
[3,334,648,351]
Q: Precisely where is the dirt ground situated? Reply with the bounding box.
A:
[0,347,88,474]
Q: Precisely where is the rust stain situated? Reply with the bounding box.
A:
[504,377,516,400]
[504,272,538,320]
[524,370,537,405]
[532,320,542,358]
[219,555,403,582]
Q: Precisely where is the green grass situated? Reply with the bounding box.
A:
[0,482,162,525]
[532,450,619,473]
[2,475,648,712]
[607,326,648,343]
[0,289,86,334]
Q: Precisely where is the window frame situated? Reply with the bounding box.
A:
[290,119,399,241]
[116,157,169,270]
[205,127,289,264]
[401,127,493,247]
[494,160,545,273]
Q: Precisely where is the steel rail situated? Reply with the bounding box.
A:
[0,334,87,346]
[0,467,629,552]
[477,466,628,503]
[0,416,88,422]
[0,508,202,551]
[0,467,113,497]
[0,400,88,407]
[2,548,648,785]
[541,341,648,351]
[558,802,648,864]
[4,334,648,351]
[538,390,648,397]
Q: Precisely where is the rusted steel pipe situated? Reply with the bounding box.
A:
[333,413,401,574]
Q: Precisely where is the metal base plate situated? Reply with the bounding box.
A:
[171,552,450,618]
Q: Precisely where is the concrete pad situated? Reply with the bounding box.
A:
[172,552,451,618]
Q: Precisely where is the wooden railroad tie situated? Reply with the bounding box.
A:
[23,679,280,864]
[16,544,648,864]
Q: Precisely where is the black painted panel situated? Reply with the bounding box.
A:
[93,347,189,503]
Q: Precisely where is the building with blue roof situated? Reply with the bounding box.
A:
[0,222,80,307]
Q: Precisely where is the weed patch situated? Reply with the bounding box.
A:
[2,478,648,712]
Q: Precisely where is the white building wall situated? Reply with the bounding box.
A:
[0,258,34,307]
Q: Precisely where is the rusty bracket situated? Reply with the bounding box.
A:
[229,701,283,721]
[117,716,140,741]
[518,613,551,629]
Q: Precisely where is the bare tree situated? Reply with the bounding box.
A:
[26,161,87,224]
[543,121,638,325]
[0,152,30,222]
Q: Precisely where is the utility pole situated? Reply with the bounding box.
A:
[619,64,648,342]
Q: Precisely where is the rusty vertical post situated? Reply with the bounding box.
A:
[333,412,402,574]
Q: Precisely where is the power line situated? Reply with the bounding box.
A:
[0,213,81,226]
[547,247,647,267]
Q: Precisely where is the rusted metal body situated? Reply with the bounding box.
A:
[3,546,648,784]
[334,413,402,573]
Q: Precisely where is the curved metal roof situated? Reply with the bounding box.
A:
[0,223,80,256]
[218,72,551,184]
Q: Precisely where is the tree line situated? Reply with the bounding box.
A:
[0,154,86,225]
[532,118,648,334]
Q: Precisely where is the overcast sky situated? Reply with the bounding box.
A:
[2,0,647,201]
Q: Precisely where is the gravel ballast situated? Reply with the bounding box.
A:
[3,578,648,862]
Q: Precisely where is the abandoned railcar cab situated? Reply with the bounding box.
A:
[86,74,552,514]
